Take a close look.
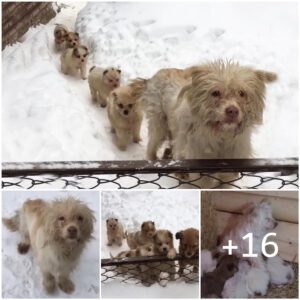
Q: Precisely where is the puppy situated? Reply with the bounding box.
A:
[65,32,80,49]
[60,45,89,80]
[88,66,121,107]
[201,249,217,276]
[220,199,277,296]
[126,221,156,249]
[201,253,239,298]
[107,85,143,150]
[175,228,199,275]
[2,197,95,294]
[130,61,277,187]
[110,243,155,277]
[106,218,125,246]
[222,260,251,298]
[54,24,68,51]
[266,256,295,286]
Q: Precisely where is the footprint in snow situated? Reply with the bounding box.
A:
[132,19,156,27]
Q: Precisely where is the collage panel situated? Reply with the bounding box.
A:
[2,191,100,298]
[101,190,200,298]
[201,191,298,298]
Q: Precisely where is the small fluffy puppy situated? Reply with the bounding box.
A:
[126,221,156,249]
[201,249,217,276]
[88,66,121,107]
[153,229,176,259]
[106,218,125,246]
[65,32,80,49]
[175,228,199,275]
[130,61,277,187]
[2,197,95,294]
[220,199,277,296]
[54,24,68,51]
[107,85,143,150]
[60,45,89,80]
[266,256,295,286]
[222,260,251,298]
[110,243,155,277]
[201,254,239,298]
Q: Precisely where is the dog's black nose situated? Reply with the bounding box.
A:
[162,247,167,252]
[68,226,78,237]
[187,251,192,256]
[226,105,239,119]
[124,110,128,115]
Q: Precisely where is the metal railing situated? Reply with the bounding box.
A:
[101,254,199,286]
[2,158,298,189]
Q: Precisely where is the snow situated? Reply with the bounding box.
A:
[2,1,298,163]
[2,191,99,298]
[101,190,199,298]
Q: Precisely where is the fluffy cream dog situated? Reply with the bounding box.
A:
[54,24,68,51]
[65,31,80,49]
[126,221,156,249]
[131,61,277,187]
[61,45,89,80]
[2,197,95,294]
[107,85,143,150]
[88,66,121,107]
[106,218,125,246]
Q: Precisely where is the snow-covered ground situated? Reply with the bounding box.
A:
[2,1,298,163]
[2,191,99,298]
[101,190,200,298]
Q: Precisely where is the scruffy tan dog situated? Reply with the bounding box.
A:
[126,221,156,249]
[107,85,143,150]
[54,24,68,51]
[153,229,176,259]
[2,197,95,294]
[130,61,277,187]
[65,32,80,49]
[60,45,89,80]
[176,228,199,275]
[88,66,121,107]
[106,218,125,246]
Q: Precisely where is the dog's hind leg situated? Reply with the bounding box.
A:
[147,115,169,160]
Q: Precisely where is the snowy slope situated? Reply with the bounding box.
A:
[2,191,99,298]
[2,2,298,163]
[101,190,200,298]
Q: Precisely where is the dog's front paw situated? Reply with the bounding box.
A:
[58,277,75,294]
[167,248,176,259]
[43,274,56,294]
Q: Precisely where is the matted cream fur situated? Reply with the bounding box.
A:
[2,197,95,294]
[131,60,277,187]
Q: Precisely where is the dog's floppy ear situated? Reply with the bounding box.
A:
[111,92,118,101]
[106,219,109,223]
[141,222,146,229]
[175,231,182,240]
[75,32,80,37]
[151,221,155,226]
[103,69,109,76]
[167,230,173,240]
[114,218,118,222]
[117,69,121,74]
[255,70,277,83]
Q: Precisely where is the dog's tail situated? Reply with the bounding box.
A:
[3,211,20,232]
[89,66,96,73]
[128,78,148,102]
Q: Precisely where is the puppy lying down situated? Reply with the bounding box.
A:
[3,197,95,294]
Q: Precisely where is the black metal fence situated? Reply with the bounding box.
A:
[101,255,199,286]
[2,158,298,189]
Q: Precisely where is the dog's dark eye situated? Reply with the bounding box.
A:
[211,90,221,97]
[158,242,162,246]
[147,247,151,251]
[83,54,87,58]
[78,215,84,222]
[110,79,113,83]
[58,216,65,221]
[118,103,123,109]
[239,90,246,97]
